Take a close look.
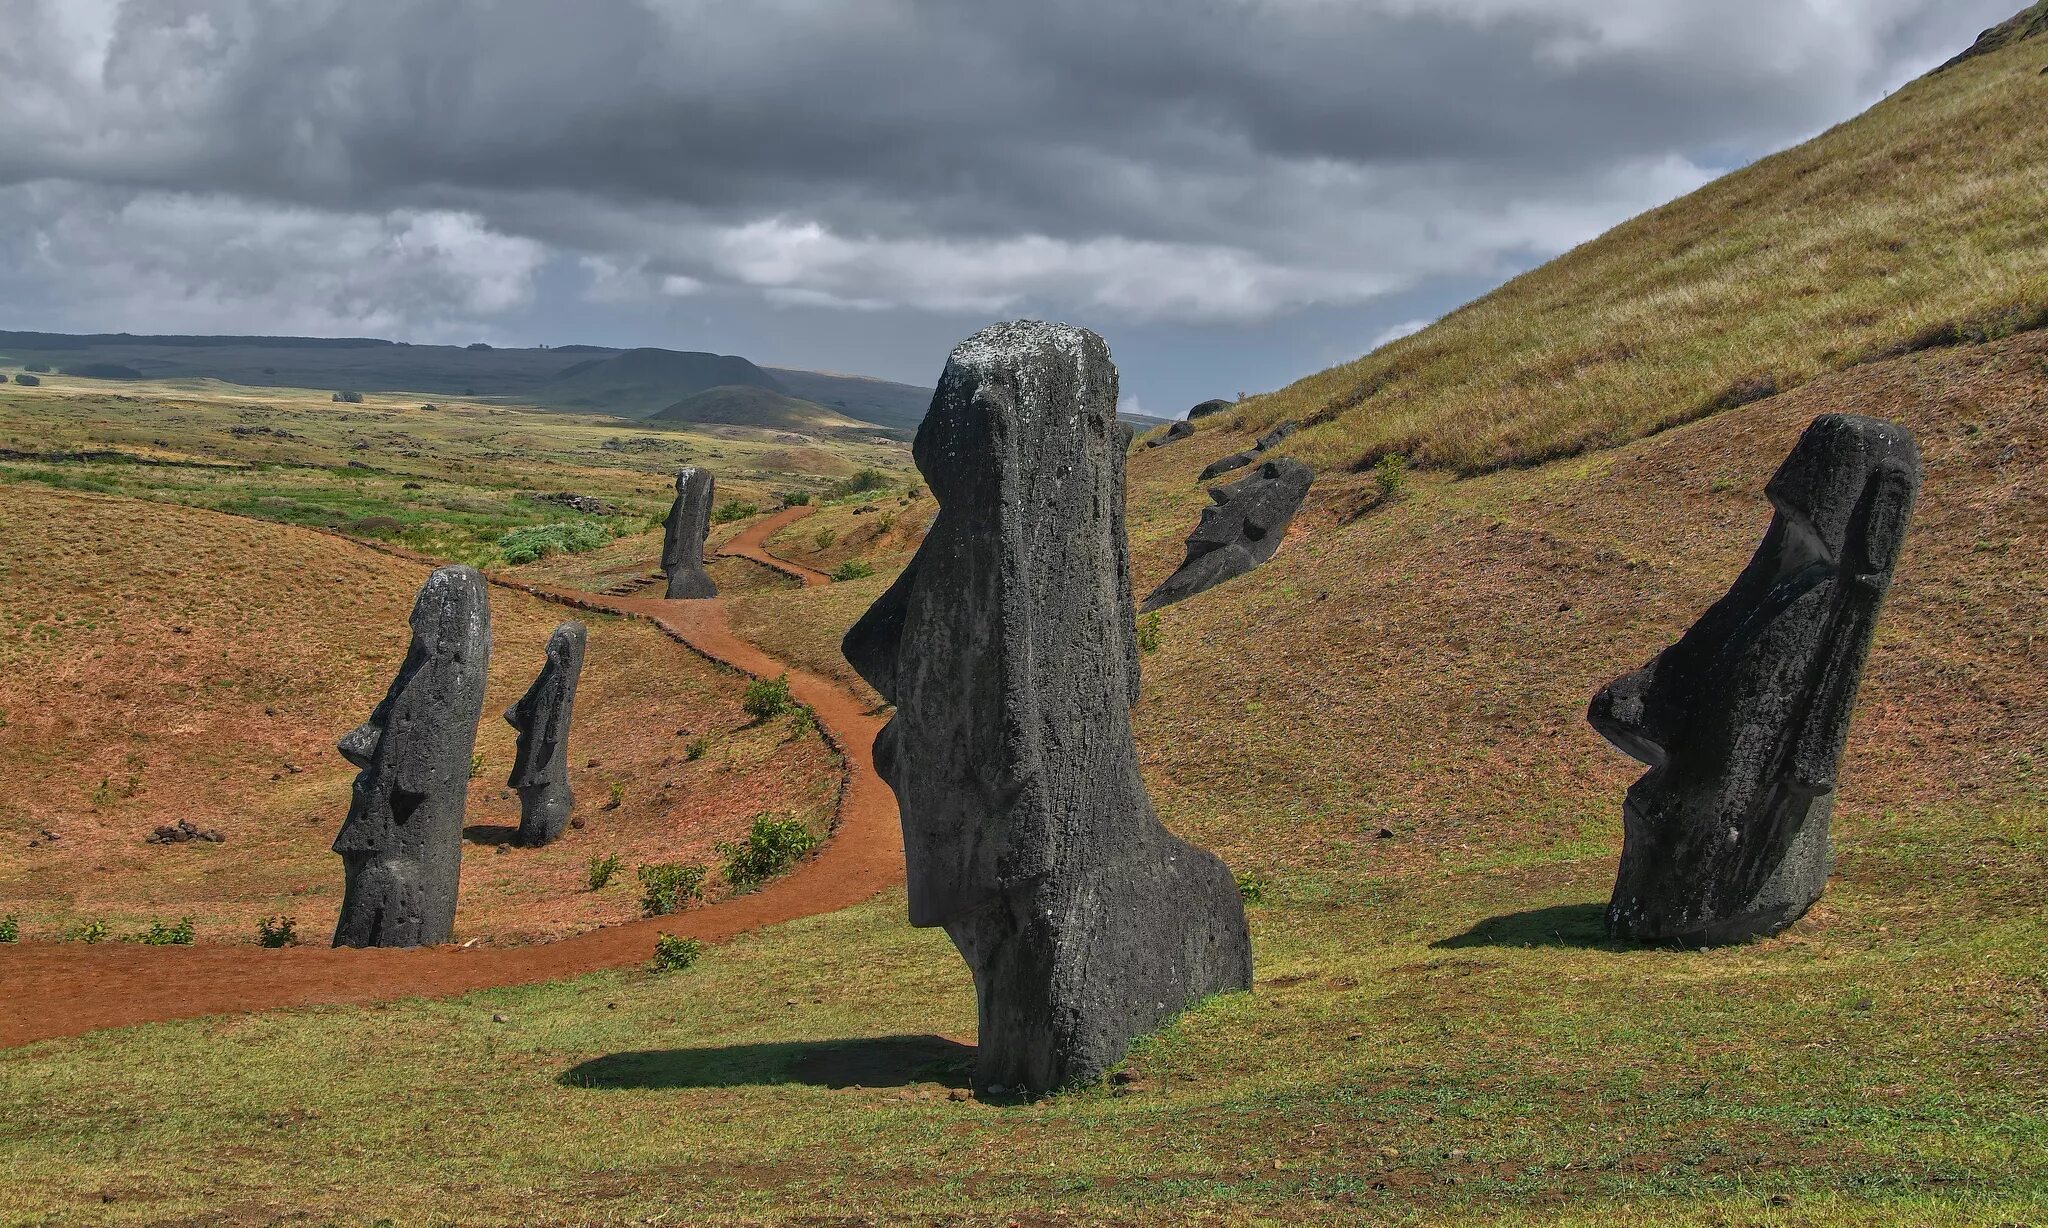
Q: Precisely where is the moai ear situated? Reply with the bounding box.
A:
[1853,463,1916,577]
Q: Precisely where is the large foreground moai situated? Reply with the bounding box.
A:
[333,565,493,948]
[1589,414,1921,945]
[843,320,1253,1094]
[661,466,717,599]
[504,621,586,847]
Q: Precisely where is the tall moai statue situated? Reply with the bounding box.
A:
[661,466,717,599]
[842,321,1253,1095]
[504,621,586,848]
[333,565,493,948]
[1589,414,1921,945]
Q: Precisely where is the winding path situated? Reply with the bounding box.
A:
[717,504,833,587]
[0,510,901,1049]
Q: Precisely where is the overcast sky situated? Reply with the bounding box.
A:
[0,0,2019,415]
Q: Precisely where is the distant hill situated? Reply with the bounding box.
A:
[529,348,784,417]
[764,368,933,432]
[648,385,867,432]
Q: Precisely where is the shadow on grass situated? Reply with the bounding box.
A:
[461,824,520,847]
[561,1034,974,1091]
[1433,903,1624,950]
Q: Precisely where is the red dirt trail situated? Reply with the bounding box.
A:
[717,504,833,587]
[0,509,902,1049]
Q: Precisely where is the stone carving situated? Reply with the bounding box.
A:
[1255,422,1298,451]
[1141,457,1313,613]
[843,321,1252,1095]
[1187,398,1234,420]
[1198,420,1299,481]
[1589,414,1921,945]
[504,621,586,847]
[333,565,492,948]
[661,466,717,599]
[1145,420,1195,449]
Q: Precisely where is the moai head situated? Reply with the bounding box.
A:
[1141,457,1313,613]
[1589,414,1920,943]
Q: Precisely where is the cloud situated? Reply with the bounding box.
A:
[1371,318,1436,348]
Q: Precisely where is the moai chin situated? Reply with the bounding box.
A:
[504,621,586,847]
[842,320,1253,1095]
[1589,414,1921,945]
[333,565,492,948]
[662,466,718,599]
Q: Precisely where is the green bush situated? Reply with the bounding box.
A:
[743,673,795,722]
[65,919,110,944]
[830,468,891,498]
[0,916,17,943]
[497,522,611,565]
[712,499,758,524]
[813,526,837,550]
[1372,454,1407,499]
[333,390,364,404]
[468,751,484,780]
[831,559,875,582]
[586,853,623,891]
[138,916,195,946]
[780,490,812,506]
[1235,872,1269,905]
[719,813,820,893]
[649,934,702,973]
[1136,612,1163,654]
[13,373,39,387]
[638,862,708,916]
[786,705,817,742]
[257,915,297,948]
[685,736,708,762]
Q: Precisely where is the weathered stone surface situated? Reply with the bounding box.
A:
[1187,398,1234,420]
[661,467,717,599]
[504,621,586,847]
[1145,420,1196,449]
[1141,458,1314,613]
[333,565,492,948]
[1589,414,1921,946]
[843,320,1252,1095]
[1255,421,1299,451]
[1199,448,1260,481]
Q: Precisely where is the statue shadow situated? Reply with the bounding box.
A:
[560,1034,974,1091]
[1432,903,1625,950]
[461,824,521,847]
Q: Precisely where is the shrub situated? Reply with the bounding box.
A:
[876,511,896,533]
[1235,872,1269,905]
[586,853,623,891]
[468,751,484,780]
[831,559,875,582]
[649,934,702,973]
[1372,454,1407,499]
[138,916,195,946]
[1136,612,1163,654]
[257,915,298,948]
[685,736,708,761]
[813,526,837,550]
[830,468,891,498]
[0,916,17,943]
[638,862,708,916]
[719,813,820,893]
[786,704,817,741]
[780,490,812,506]
[13,373,39,386]
[712,499,758,524]
[743,673,795,722]
[65,919,110,944]
[497,521,611,565]
[333,390,364,404]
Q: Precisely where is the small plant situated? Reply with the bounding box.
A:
[719,813,820,893]
[257,915,298,948]
[684,736,708,761]
[813,526,838,550]
[638,862,708,916]
[0,916,17,943]
[876,511,896,533]
[786,704,817,741]
[586,853,623,891]
[743,673,795,722]
[65,919,110,944]
[1372,454,1407,499]
[831,559,875,582]
[138,916,196,946]
[712,499,759,524]
[649,933,702,973]
[1235,872,1269,905]
[469,751,484,780]
[780,490,812,506]
[604,781,624,810]
[1136,612,1163,654]
[497,521,611,566]
[89,777,116,807]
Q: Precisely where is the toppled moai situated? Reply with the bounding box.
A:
[1198,419,1298,481]
[333,565,493,948]
[1145,419,1196,449]
[1589,414,1921,946]
[504,621,586,847]
[843,320,1252,1095]
[1141,457,1313,613]
[661,466,717,599]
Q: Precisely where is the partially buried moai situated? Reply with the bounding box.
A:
[504,620,586,847]
[1140,456,1313,613]
[333,565,493,948]
[1589,414,1920,946]
[842,320,1253,1095]
[661,466,717,599]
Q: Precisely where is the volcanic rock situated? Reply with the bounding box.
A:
[660,467,718,599]
[1141,457,1314,612]
[1145,420,1195,449]
[1589,414,1920,945]
[1255,421,1299,451]
[504,621,586,847]
[843,320,1252,1095]
[1187,399,1235,420]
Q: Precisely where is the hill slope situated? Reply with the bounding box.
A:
[648,384,868,431]
[1228,12,2048,475]
[529,347,785,417]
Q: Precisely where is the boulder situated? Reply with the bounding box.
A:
[504,621,586,847]
[1187,399,1235,420]
[1141,458,1314,613]
[1589,414,1921,945]
[1255,421,1298,451]
[843,321,1252,1095]
[1144,420,1195,449]
[332,566,492,948]
[661,467,718,598]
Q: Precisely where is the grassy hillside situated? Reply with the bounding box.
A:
[650,384,867,432]
[530,347,786,417]
[765,367,936,433]
[1225,19,2048,475]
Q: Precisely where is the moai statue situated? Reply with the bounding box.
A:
[661,466,717,598]
[1589,414,1921,945]
[842,321,1252,1095]
[333,565,493,948]
[504,621,586,847]
[1141,457,1313,613]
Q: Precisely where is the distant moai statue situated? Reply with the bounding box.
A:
[661,467,717,598]
[843,321,1252,1095]
[504,621,586,847]
[1589,414,1921,945]
[1141,457,1313,612]
[333,565,492,948]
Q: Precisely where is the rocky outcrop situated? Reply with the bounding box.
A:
[1589,414,1921,946]
[333,566,492,948]
[1141,458,1313,613]
[843,321,1252,1095]
[504,621,586,847]
[1198,420,1299,481]
[1187,398,1235,420]
[1145,420,1195,449]
[661,467,717,599]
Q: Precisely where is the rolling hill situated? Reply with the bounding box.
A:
[528,347,787,417]
[648,384,870,432]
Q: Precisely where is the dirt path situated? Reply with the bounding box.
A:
[718,504,833,587]
[0,527,901,1049]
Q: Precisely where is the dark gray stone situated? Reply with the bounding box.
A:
[1145,420,1196,449]
[843,320,1252,1095]
[504,621,586,847]
[1255,421,1299,451]
[1140,457,1314,613]
[1187,398,1234,420]
[1199,449,1260,481]
[661,466,717,599]
[333,565,492,948]
[1589,414,1921,946]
